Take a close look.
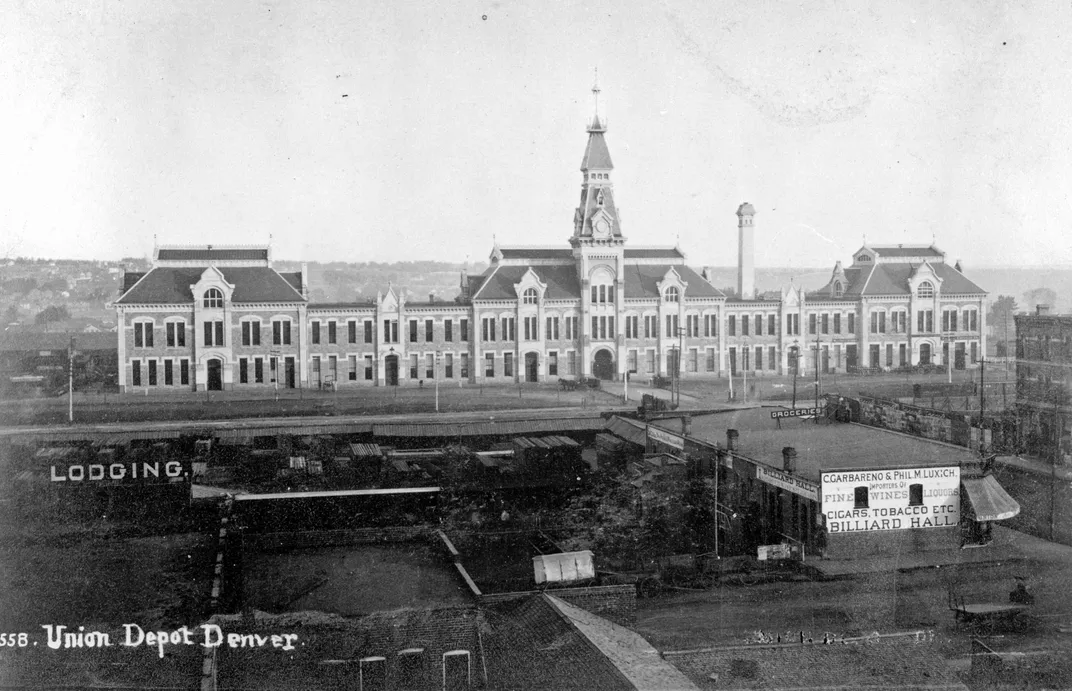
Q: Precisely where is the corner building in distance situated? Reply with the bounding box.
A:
[114,86,988,392]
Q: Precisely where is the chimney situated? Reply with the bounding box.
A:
[726,429,739,452]
[429,292,436,303]
[300,262,309,299]
[1037,304,1052,316]
[736,203,756,299]
[782,446,798,473]
[954,259,963,273]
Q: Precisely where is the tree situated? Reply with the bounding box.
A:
[34,305,70,326]
[1023,287,1057,312]
[988,295,1018,357]
[2,304,19,324]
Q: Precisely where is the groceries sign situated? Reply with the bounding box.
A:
[821,466,960,533]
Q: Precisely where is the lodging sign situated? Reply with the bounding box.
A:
[647,426,684,450]
[755,465,819,501]
[821,466,960,533]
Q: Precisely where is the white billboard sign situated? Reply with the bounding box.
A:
[821,466,960,533]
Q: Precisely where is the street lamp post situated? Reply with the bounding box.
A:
[813,333,822,420]
[68,337,76,424]
[790,342,800,408]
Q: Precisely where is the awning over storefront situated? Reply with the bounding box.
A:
[961,475,1020,521]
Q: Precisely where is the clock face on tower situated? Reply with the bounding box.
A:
[593,218,610,238]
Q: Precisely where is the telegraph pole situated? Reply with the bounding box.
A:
[814,333,822,422]
[435,350,441,413]
[68,337,76,424]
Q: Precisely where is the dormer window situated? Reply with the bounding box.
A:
[665,287,680,303]
[522,288,538,305]
[597,190,605,207]
[203,288,224,308]
[917,281,934,299]
[857,255,871,262]
[834,281,844,298]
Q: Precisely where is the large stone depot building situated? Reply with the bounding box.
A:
[114,90,988,393]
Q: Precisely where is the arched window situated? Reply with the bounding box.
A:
[665,287,679,303]
[917,281,934,299]
[857,255,872,262]
[834,281,843,298]
[203,288,224,308]
[522,288,538,304]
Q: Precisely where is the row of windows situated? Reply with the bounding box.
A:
[131,320,293,348]
[130,358,190,387]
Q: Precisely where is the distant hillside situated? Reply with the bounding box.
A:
[274,260,486,304]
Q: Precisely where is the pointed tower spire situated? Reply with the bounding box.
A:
[588,68,605,133]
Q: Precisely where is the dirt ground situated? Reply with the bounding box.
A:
[2,381,614,426]
[242,544,470,615]
[635,541,1072,690]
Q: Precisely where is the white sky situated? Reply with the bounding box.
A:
[3,0,1071,268]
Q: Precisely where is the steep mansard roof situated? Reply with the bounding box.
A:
[809,261,985,299]
[580,131,614,170]
[156,247,269,262]
[116,267,305,304]
[471,263,723,301]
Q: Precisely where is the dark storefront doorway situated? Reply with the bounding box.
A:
[955,342,966,370]
[920,343,932,366]
[284,356,296,388]
[525,352,538,382]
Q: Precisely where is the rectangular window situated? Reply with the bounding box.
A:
[870,312,877,334]
[525,316,538,341]
[548,351,558,376]
[131,359,141,386]
[768,314,776,335]
[166,322,177,347]
[445,353,454,378]
[273,321,281,345]
[348,320,357,344]
[445,320,453,342]
[364,320,373,344]
[706,348,716,372]
[971,341,978,364]
[568,351,577,375]
[728,315,736,336]
[769,345,777,371]
[134,322,146,348]
[502,317,514,341]
[255,358,264,383]
[755,346,763,371]
[886,344,893,368]
[242,321,250,346]
[409,319,418,343]
[899,343,907,367]
[425,319,433,342]
[426,353,434,379]
[148,360,157,386]
[847,313,855,334]
[593,316,599,340]
[204,321,212,347]
[687,348,698,372]
[970,310,978,331]
[880,312,886,334]
[485,352,495,377]
[326,321,335,344]
[625,349,636,373]
[347,355,357,381]
[461,318,469,342]
[364,355,373,380]
[504,352,513,377]
[164,359,173,385]
[409,354,419,380]
[834,313,841,334]
[646,348,656,374]
[312,321,321,345]
[239,358,249,384]
[180,359,189,385]
[821,313,829,335]
[742,315,750,336]
[810,313,817,335]
[461,353,470,378]
[251,321,260,346]
[926,310,934,333]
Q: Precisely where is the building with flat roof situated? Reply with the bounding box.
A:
[640,407,1018,561]
[1015,307,1072,462]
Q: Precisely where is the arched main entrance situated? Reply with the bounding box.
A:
[525,352,539,383]
[385,354,399,386]
[592,349,615,381]
[206,358,223,391]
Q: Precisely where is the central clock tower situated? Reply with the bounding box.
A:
[571,75,626,381]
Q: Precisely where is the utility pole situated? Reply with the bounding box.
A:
[814,333,822,423]
[435,350,441,413]
[979,357,985,421]
[68,337,76,424]
[791,344,799,408]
